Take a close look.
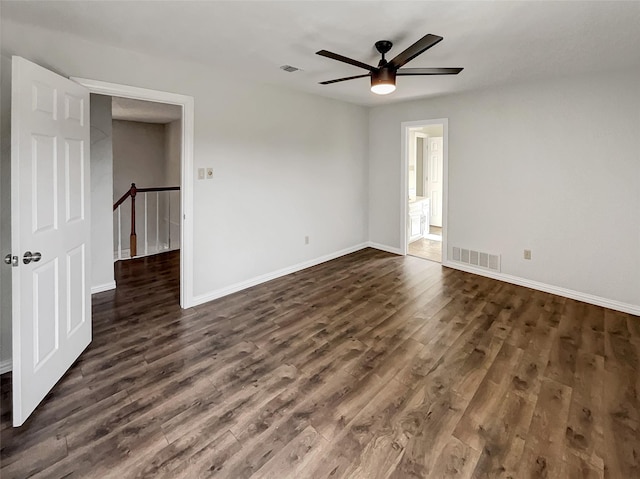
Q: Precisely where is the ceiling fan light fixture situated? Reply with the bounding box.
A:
[371,82,396,95]
[371,69,396,95]
[317,34,462,93]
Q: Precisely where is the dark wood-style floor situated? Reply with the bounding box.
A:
[1,248,639,478]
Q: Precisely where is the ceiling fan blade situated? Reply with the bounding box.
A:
[388,34,443,69]
[316,50,377,72]
[397,67,463,76]
[319,74,371,85]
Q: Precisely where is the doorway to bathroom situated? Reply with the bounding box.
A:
[402,119,447,263]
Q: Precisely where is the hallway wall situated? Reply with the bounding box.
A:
[112,119,180,256]
[90,94,115,292]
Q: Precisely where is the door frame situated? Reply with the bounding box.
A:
[400,118,449,260]
[71,77,194,308]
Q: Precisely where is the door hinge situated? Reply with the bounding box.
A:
[4,254,19,267]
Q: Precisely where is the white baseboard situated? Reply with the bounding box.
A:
[0,358,12,374]
[366,242,403,255]
[191,243,369,307]
[443,260,640,317]
[91,280,116,295]
[114,244,175,262]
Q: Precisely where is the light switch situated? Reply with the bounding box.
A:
[206,168,213,179]
[197,168,205,180]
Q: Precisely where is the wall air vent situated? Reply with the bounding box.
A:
[280,65,302,73]
[452,246,500,272]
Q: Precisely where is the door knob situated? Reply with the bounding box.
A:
[4,254,18,267]
[23,251,42,264]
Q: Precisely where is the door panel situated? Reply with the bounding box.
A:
[11,56,91,426]
[33,258,59,369]
[65,139,85,222]
[32,134,58,232]
[66,244,86,336]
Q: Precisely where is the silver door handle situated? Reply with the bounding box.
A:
[23,251,42,264]
[4,254,18,267]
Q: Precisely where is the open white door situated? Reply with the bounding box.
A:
[11,57,91,426]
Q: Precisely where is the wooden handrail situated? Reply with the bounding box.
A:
[113,183,180,258]
[113,188,132,211]
[136,186,180,193]
[113,185,179,211]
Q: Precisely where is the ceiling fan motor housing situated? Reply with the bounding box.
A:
[371,67,396,89]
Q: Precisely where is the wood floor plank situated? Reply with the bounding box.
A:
[516,377,573,478]
[0,434,68,478]
[564,451,604,479]
[467,392,534,478]
[430,436,482,479]
[565,351,605,469]
[149,430,241,479]
[249,425,326,479]
[453,367,534,457]
[545,300,584,388]
[388,390,469,478]
[1,249,638,478]
[303,375,419,478]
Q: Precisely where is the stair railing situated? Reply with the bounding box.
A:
[113,183,180,259]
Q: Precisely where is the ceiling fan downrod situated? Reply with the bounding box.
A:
[375,40,393,66]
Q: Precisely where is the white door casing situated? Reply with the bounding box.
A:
[11,57,91,426]
[71,77,194,309]
[427,137,443,227]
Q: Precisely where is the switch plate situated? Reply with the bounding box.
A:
[524,249,532,260]
[305,236,309,245]
[206,168,213,179]
[197,168,205,180]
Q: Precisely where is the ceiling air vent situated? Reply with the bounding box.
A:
[280,65,302,73]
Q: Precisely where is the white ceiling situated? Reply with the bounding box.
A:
[4,1,640,106]
[111,97,181,123]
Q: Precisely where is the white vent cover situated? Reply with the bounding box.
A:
[280,65,302,73]
[452,246,500,272]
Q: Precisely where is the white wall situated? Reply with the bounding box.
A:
[90,94,115,292]
[165,120,181,250]
[112,119,171,253]
[1,19,368,304]
[113,120,167,196]
[369,69,640,309]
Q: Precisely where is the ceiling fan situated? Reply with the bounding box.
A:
[316,34,463,95]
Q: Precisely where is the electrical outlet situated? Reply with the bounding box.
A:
[524,249,532,260]
[206,168,213,179]
[197,168,205,180]
[305,236,309,245]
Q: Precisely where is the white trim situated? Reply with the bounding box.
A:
[400,119,448,263]
[0,359,12,375]
[113,244,174,261]
[443,260,640,317]
[191,243,369,307]
[91,281,116,295]
[367,242,403,255]
[70,77,195,309]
